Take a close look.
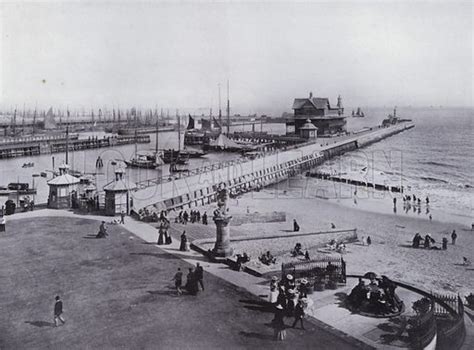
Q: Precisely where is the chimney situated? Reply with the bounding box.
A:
[309,92,313,99]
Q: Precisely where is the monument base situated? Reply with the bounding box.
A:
[212,215,233,258]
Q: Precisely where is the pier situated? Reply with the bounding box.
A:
[0,134,150,159]
[133,122,414,213]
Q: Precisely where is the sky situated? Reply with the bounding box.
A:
[0,1,472,115]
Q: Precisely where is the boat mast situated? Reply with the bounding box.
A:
[218,83,222,132]
[226,80,230,135]
[65,110,70,165]
[155,110,160,155]
[177,109,181,153]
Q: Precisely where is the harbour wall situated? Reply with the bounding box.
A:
[0,135,150,159]
[134,122,414,214]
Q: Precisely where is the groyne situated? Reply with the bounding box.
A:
[134,122,414,213]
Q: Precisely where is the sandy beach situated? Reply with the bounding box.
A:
[193,177,474,297]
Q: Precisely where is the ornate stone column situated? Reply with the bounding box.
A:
[212,183,233,257]
[213,215,233,257]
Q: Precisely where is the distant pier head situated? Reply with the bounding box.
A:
[134,120,414,214]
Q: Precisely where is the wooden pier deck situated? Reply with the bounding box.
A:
[131,122,414,214]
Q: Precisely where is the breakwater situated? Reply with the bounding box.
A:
[306,171,403,193]
[0,135,150,159]
[134,122,414,213]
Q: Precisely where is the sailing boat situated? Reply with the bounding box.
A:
[161,113,190,167]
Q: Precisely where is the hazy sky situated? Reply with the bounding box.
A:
[1,1,472,114]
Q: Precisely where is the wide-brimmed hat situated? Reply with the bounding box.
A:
[271,276,278,281]
[300,278,308,284]
[288,289,295,294]
[276,304,283,310]
[286,274,293,280]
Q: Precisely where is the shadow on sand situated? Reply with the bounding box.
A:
[25,320,55,328]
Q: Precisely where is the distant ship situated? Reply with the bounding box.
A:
[352,108,365,118]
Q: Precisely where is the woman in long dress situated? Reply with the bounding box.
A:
[179,231,188,251]
[157,224,165,245]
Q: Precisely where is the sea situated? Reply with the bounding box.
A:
[314,107,473,226]
[0,107,472,225]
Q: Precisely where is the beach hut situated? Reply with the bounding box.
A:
[299,119,318,140]
[103,168,137,216]
[47,164,80,209]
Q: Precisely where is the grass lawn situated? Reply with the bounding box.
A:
[0,216,360,350]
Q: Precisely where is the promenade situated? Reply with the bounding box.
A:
[1,210,369,349]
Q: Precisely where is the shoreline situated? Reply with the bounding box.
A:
[194,184,474,296]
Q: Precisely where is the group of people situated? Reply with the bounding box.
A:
[259,251,276,265]
[176,210,208,225]
[347,276,402,315]
[173,263,205,296]
[157,219,172,245]
[269,274,310,340]
[291,243,311,260]
[395,194,432,216]
[412,230,458,250]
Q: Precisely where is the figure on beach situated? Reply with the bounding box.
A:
[96,221,108,238]
[157,223,166,245]
[293,219,300,232]
[451,230,457,245]
[412,233,422,248]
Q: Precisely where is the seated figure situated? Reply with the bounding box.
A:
[348,278,369,308]
[259,251,276,265]
[291,243,304,257]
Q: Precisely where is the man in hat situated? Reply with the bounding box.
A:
[291,298,306,330]
[53,295,66,327]
[120,211,125,224]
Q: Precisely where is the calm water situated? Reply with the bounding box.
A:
[1,110,472,225]
[0,123,285,206]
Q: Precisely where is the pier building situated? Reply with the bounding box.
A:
[288,92,347,136]
[47,164,80,209]
[103,168,137,216]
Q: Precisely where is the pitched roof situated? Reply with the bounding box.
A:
[103,179,137,192]
[47,174,80,186]
[292,97,330,110]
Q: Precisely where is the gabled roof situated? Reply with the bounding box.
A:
[292,97,331,110]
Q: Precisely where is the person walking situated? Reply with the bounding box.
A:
[53,296,66,327]
[120,211,125,224]
[195,263,204,291]
[273,304,286,341]
[291,299,306,330]
[179,231,188,251]
[173,268,183,295]
[202,212,208,225]
[157,224,166,245]
[451,230,457,245]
